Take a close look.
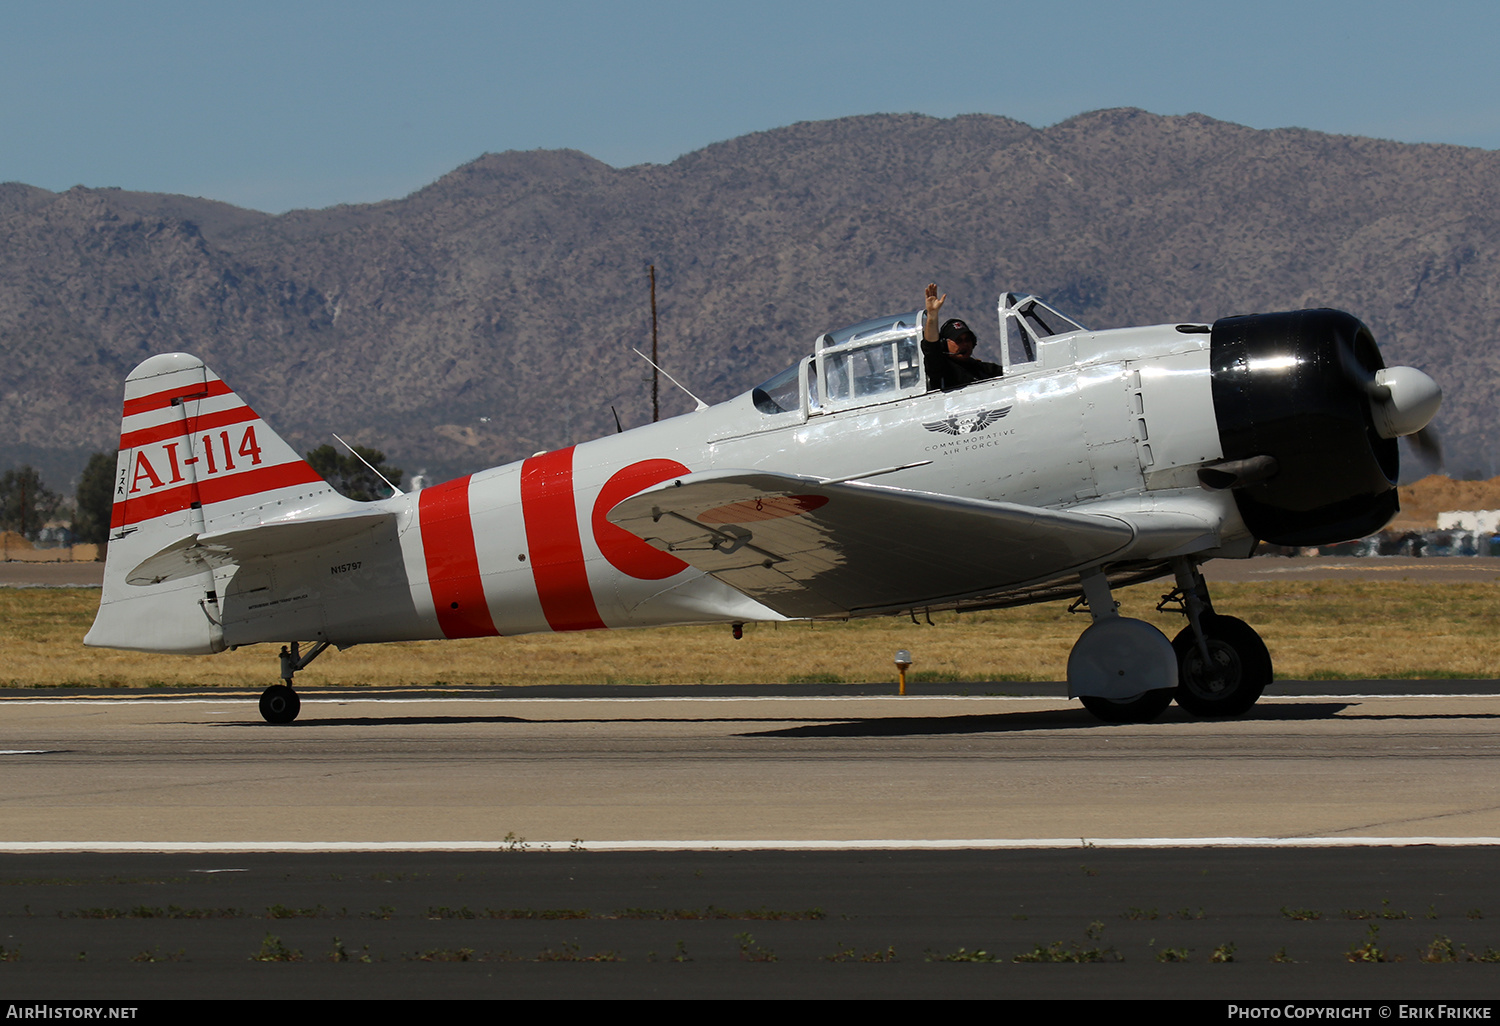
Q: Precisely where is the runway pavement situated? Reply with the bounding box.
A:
[2,687,1497,848]
[3,687,1500,999]
[5,847,1500,1001]
[1203,556,1500,583]
[6,556,1498,996]
[0,562,103,586]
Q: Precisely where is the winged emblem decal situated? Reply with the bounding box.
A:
[923,406,1014,436]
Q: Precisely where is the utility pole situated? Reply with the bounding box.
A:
[649,264,660,423]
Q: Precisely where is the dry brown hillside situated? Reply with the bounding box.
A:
[1390,475,1500,529]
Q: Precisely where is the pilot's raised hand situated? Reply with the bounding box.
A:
[924,283,947,340]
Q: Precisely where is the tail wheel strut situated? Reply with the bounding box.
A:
[259,640,330,724]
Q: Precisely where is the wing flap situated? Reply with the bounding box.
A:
[608,470,1136,618]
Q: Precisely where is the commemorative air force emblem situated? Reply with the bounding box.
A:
[923,406,1014,436]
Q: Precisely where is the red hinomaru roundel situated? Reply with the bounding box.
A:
[590,458,692,580]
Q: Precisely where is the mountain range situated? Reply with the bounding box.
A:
[2,108,1496,493]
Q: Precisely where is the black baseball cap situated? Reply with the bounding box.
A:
[938,318,976,344]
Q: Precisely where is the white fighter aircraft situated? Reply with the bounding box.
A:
[86,290,1442,724]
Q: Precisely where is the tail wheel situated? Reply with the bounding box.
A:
[259,685,301,724]
[1171,614,1271,717]
[1080,689,1174,724]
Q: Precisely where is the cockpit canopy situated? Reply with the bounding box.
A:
[752,311,921,415]
[1000,292,1086,365]
[752,293,1085,415]
[817,312,924,411]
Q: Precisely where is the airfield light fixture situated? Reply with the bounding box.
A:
[894,649,913,696]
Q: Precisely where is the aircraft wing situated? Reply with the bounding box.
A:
[607,469,1143,618]
[126,509,395,586]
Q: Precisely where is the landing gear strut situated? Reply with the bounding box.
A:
[259,640,330,724]
[1068,568,1178,723]
[1161,559,1272,717]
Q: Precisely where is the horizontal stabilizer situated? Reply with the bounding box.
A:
[607,469,1136,618]
[126,509,395,586]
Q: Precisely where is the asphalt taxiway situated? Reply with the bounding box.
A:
[3,685,1499,998]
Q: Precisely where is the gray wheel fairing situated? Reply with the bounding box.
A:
[1067,617,1178,700]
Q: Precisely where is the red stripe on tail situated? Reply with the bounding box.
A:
[121,379,235,417]
[520,448,606,632]
[419,476,500,639]
[118,404,259,449]
[110,461,324,529]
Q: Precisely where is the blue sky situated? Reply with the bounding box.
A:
[4,1,1498,213]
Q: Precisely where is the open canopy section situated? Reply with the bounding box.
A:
[1000,292,1087,366]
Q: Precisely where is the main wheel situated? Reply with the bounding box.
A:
[1171,614,1272,717]
[1080,689,1174,724]
[259,684,301,724]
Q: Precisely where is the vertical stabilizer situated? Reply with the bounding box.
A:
[86,353,339,654]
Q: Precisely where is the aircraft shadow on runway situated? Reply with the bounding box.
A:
[233,714,531,727]
[223,714,839,727]
[738,702,1355,738]
[206,701,1500,734]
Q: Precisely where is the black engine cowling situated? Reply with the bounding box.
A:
[1209,309,1400,546]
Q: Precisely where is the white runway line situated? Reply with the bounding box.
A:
[1,837,1498,853]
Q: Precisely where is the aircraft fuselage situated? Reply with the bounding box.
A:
[209,320,1236,651]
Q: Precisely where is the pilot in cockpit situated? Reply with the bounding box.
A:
[922,282,1002,391]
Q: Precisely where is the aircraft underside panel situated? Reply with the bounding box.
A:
[608,470,1137,618]
[216,516,425,647]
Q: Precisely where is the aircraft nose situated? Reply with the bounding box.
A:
[1367,365,1442,439]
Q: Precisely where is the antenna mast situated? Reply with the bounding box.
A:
[649,264,660,422]
[630,348,708,411]
[332,433,403,497]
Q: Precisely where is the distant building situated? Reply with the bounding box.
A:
[1437,509,1500,533]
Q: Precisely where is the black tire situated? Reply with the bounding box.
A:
[1080,689,1174,724]
[259,685,301,724]
[1171,614,1272,717]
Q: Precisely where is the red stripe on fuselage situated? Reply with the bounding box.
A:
[520,447,606,632]
[419,476,499,639]
[110,461,325,529]
[121,379,234,417]
[119,404,259,449]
